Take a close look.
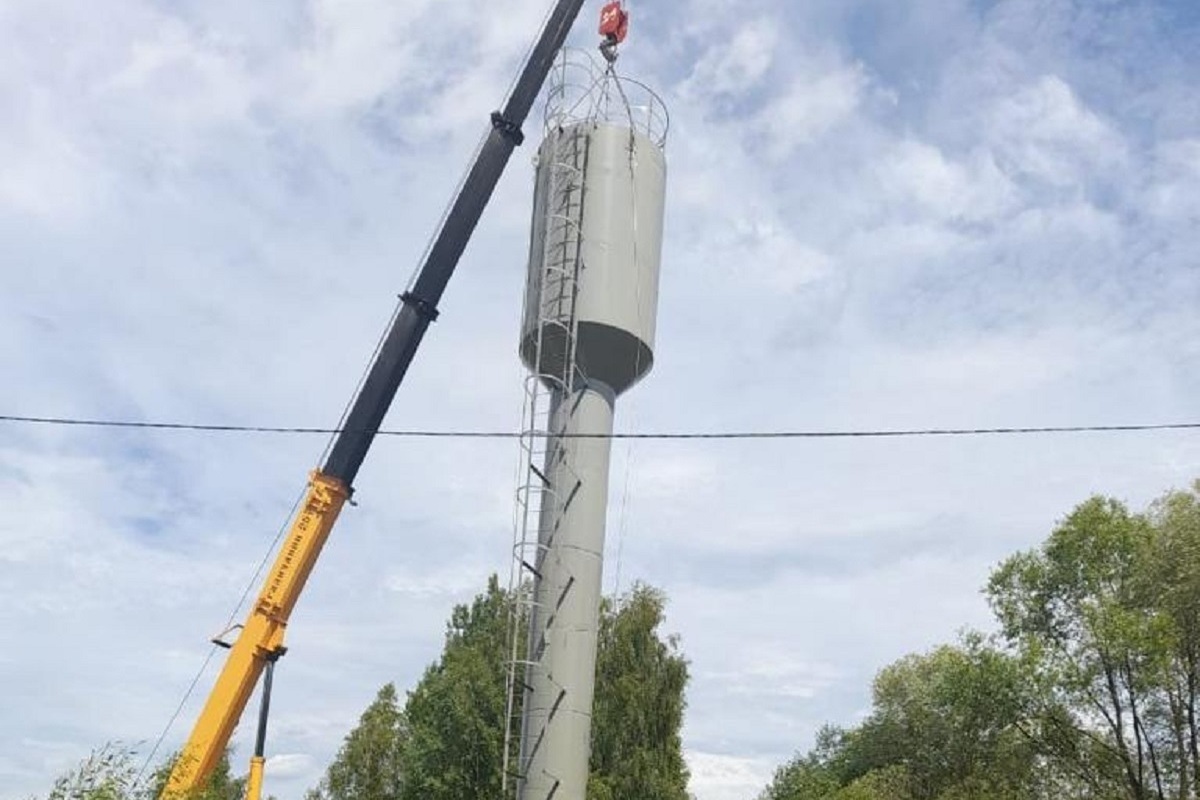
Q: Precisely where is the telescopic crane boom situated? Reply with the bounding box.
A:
[161,1,588,795]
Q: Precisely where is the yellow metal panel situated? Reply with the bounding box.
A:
[245,756,265,800]
[162,472,349,797]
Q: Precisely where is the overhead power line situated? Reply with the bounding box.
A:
[1,414,1197,440]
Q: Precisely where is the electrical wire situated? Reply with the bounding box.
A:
[2,413,1198,439]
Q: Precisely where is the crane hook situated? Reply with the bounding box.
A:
[598,1,628,63]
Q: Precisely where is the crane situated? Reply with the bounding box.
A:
[160,0,592,795]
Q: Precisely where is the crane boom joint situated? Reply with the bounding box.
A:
[400,290,440,322]
[491,111,526,146]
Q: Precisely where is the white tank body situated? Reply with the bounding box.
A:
[520,121,667,395]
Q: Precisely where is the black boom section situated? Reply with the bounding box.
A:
[322,0,588,487]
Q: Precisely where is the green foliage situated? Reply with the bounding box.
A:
[762,480,1200,800]
[140,750,246,800]
[187,757,246,800]
[865,636,1036,798]
[831,765,914,800]
[760,641,1052,800]
[986,492,1187,798]
[400,576,509,800]
[36,747,247,800]
[42,744,137,800]
[588,584,690,800]
[310,576,689,800]
[307,683,408,800]
[759,728,846,800]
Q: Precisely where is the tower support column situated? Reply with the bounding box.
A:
[520,381,615,800]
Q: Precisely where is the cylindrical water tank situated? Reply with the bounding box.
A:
[520,108,667,395]
[513,51,668,800]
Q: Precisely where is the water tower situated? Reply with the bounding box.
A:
[502,47,669,800]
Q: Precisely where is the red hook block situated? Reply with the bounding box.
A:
[599,1,629,44]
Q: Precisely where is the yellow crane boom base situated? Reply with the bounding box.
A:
[162,471,349,797]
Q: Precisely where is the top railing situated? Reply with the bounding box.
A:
[543,48,669,149]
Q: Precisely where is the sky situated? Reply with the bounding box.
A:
[1,0,1198,798]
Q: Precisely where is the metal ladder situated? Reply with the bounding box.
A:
[502,121,591,799]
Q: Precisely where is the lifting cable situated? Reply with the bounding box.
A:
[606,56,647,604]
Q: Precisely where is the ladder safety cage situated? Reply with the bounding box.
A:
[503,111,593,797]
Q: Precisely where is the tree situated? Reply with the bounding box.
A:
[310,577,690,800]
[36,746,248,800]
[863,637,1038,799]
[738,481,1200,800]
[761,639,1041,800]
[762,485,1200,800]
[400,576,510,800]
[184,757,246,800]
[830,765,914,800]
[760,639,1079,799]
[588,584,690,800]
[987,495,1172,798]
[759,728,847,800]
[1144,482,1200,798]
[306,683,408,800]
[41,743,137,800]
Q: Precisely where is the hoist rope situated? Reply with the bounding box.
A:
[603,58,647,604]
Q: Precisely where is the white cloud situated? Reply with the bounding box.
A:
[682,16,778,100]
[296,0,431,112]
[875,140,1021,225]
[985,74,1128,188]
[385,561,494,598]
[1145,138,1200,222]
[633,452,719,499]
[0,122,98,220]
[686,751,778,800]
[705,654,842,701]
[755,64,867,160]
[264,752,314,779]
